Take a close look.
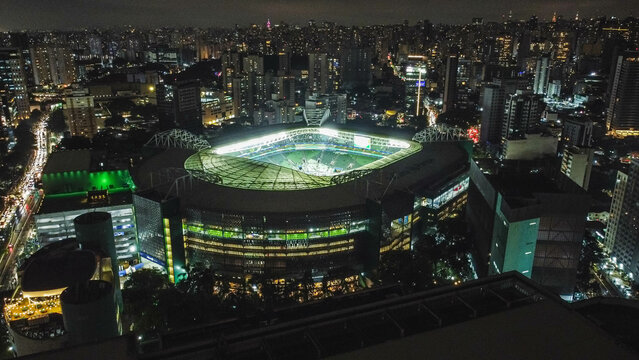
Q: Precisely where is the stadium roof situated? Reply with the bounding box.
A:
[183,127,422,191]
[134,142,468,214]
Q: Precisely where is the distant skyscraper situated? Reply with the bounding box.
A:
[340,47,371,90]
[308,53,330,95]
[232,74,253,118]
[30,46,76,85]
[278,51,291,75]
[0,48,30,124]
[243,54,264,75]
[606,53,639,135]
[442,56,458,113]
[606,161,639,278]
[479,84,504,144]
[533,54,551,95]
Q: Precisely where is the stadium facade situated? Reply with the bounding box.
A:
[133,126,471,282]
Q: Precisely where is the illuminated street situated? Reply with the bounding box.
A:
[0,117,48,288]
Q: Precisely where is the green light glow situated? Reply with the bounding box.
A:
[42,170,136,196]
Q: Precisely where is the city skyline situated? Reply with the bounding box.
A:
[3,0,639,30]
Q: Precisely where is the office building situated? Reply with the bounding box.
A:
[467,162,590,298]
[30,46,76,86]
[0,48,30,124]
[606,53,639,136]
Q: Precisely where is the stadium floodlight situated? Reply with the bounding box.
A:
[319,128,339,138]
[215,131,288,154]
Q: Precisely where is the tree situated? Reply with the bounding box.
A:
[576,235,604,296]
[122,269,171,333]
[107,98,136,115]
[131,104,158,120]
[437,108,477,130]
[57,136,91,150]
[47,109,67,133]
[105,114,126,128]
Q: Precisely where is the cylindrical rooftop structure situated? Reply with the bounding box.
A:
[60,280,120,345]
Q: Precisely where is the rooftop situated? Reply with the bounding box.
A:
[37,191,133,215]
[43,150,92,175]
[142,272,638,359]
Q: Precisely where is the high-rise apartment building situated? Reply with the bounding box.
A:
[606,53,639,136]
[340,47,371,90]
[533,54,551,95]
[30,46,76,86]
[606,161,639,279]
[442,56,458,113]
[308,53,330,95]
[606,170,629,253]
[501,92,545,141]
[63,88,99,138]
[562,118,593,148]
[560,146,594,190]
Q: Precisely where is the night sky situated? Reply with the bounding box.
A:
[3,0,639,30]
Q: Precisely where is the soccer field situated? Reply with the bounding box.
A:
[253,145,383,175]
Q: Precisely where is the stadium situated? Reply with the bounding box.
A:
[133,126,471,282]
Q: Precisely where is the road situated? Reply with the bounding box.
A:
[0,118,49,288]
[592,265,622,297]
